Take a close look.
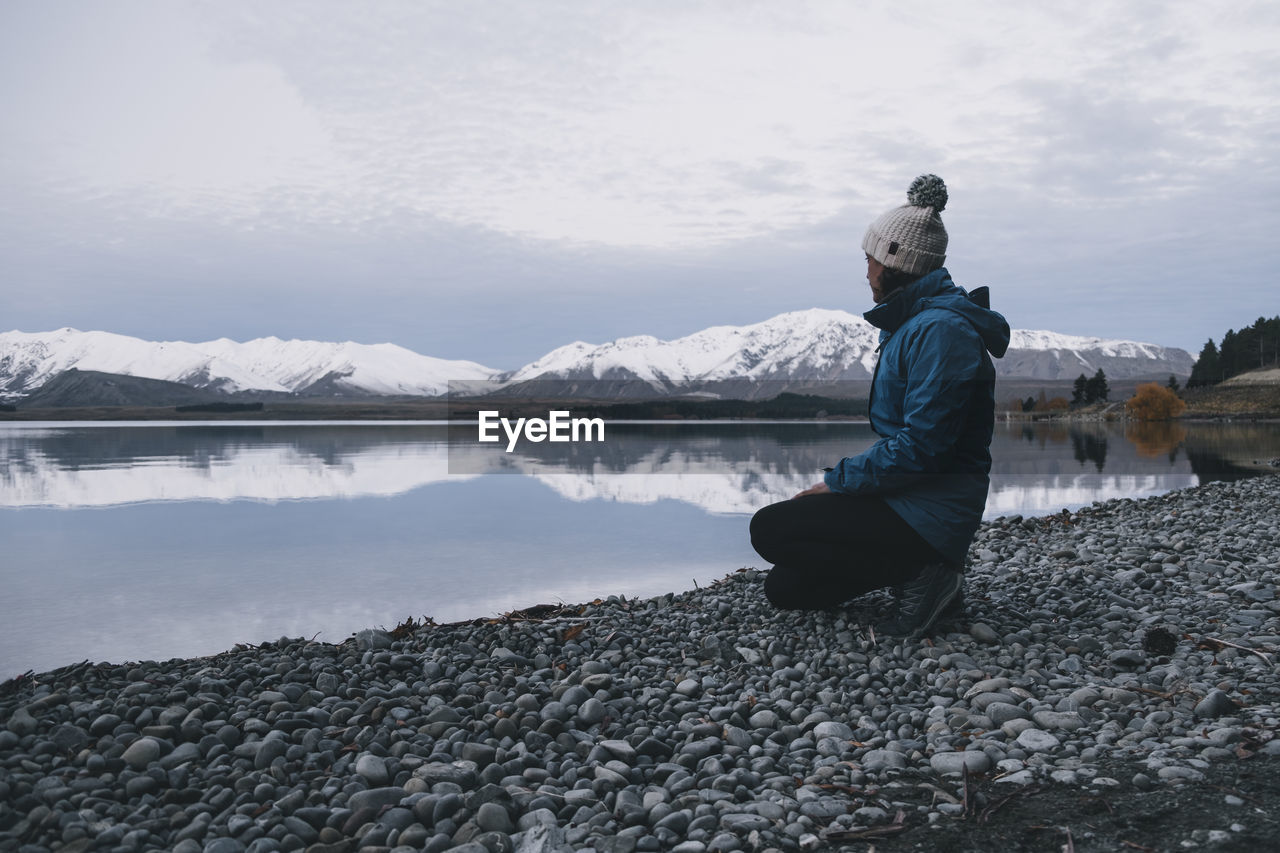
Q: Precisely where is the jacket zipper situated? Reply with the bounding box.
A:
[868,337,888,436]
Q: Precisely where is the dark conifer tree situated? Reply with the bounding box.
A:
[1265,316,1280,367]
[1188,339,1221,387]
[1084,369,1109,403]
[1220,329,1239,377]
[1071,373,1088,406]
[1246,316,1280,370]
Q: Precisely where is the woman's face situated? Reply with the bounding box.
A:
[865,254,889,304]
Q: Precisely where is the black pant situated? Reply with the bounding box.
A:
[749,493,947,610]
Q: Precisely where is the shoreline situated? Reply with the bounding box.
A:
[4,475,1280,852]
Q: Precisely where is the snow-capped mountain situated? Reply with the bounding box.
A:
[497,309,1193,396]
[1003,329,1194,380]
[501,309,883,397]
[0,328,500,399]
[0,311,1194,404]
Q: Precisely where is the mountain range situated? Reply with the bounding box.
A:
[0,328,494,399]
[0,309,1194,405]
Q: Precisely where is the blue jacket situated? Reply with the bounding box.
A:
[823,268,1010,563]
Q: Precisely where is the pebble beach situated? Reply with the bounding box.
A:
[3,475,1279,853]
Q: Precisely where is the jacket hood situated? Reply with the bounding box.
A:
[864,268,1010,358]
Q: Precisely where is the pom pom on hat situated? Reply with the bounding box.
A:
[861,174,950,275]
[906,174,947,212]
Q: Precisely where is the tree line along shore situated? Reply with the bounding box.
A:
[1,379,1279,423]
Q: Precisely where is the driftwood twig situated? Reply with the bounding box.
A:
[962,763,973,818]
[979,785,1043,824]
[823,809,908,841]
[1196,635,1275,665]
[916,782,961,805]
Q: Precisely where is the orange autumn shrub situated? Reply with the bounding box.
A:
[1126,382,1186,421]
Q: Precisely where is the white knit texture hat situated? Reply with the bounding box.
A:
[861,174,949,276]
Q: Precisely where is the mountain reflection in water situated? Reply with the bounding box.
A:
[1,421,1276,515]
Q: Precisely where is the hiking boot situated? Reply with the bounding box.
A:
[890,582,965,618]
[879,562,964,638]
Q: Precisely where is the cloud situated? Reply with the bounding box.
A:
[1,1,1277,361]
[7,1,1277,244]
[0,3,347,207]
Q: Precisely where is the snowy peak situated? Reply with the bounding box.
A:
[1010,329,1167,360]
[1001,328,1194,380]
[0,328,289,396]
[194,336,497,396]
[0,329,500,399]
[504,308,882,389]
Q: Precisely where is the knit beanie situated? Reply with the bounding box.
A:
[862,174,949,275]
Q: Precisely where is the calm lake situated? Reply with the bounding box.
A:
[3,419,1278,679]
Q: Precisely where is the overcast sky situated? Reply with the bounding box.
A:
[2,1,1277,367]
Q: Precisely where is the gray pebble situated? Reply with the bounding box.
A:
[515,823,573,852]
[811,721,853,740]
[600,739,637,763]
[356,753,391,786]
[930,751,992,775]
[1109,649,1146,667]
[348,786,408,812]
[1015,729,1061,752]
[968,623,999,644]
[1194,689,1236,719]
[671,842,706,853]
[1157,766,1206,783]
[476,802,514,834]
[1031,710,1085,731]
[577,698,606,724]
[121,736,161,769]
[721,813,773,832]
[675,678,701,697]
[6,706,38,735]
[985,702,1029,726]
[355,628,392,650]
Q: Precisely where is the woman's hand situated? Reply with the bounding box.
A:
[792,482,831,499]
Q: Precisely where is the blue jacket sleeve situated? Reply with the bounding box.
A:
[823,317,983,495]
